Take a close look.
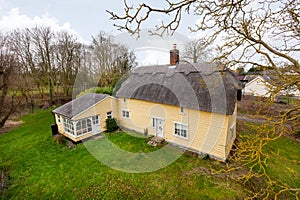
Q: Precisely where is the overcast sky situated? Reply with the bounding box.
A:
[0,0,201,65]
[0,0,121,41]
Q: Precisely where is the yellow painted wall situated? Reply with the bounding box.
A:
[73,96,117,132]
[117,98,233,160]
[54,95,237,160]
[55,113,64,136]
[225,103,238,157]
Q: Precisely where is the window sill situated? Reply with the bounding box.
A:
[173,134,188,140]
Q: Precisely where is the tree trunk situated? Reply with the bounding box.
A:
[49,78,53,106]
[0,109,13,128]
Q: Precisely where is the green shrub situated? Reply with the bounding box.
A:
[77,87,113,97]
[105,118,118,132]
[95,86,113,95]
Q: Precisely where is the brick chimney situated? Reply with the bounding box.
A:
[170,44,179,65]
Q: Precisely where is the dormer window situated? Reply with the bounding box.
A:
[180,107,184,114]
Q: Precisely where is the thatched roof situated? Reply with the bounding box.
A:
[52,93,109,118]
[115,63,243,115]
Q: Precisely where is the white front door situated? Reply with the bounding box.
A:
[93,123,100,134]
[156,119,164,138]
[92,115,101,134]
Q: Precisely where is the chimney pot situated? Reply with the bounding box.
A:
[170,44,179,65]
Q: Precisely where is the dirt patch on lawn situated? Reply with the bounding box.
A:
[0,171,9,194]
[0,120,23,135]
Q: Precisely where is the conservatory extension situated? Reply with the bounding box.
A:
[52,93,116,142]
[60,116,99,137]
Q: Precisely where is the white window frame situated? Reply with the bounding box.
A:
[106,111,112,119]
[122,110,130,119]
[57,115,61,123]
[230,123,235,141]
[174,122,188,139]
[152,116,164,128]
[63,118,74,135]
[76,118,92,136]
[152,118,156,128]
[92,115,99,125]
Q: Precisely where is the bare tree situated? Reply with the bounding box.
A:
[182,38,213,63]
[10,29,37,111]
[8,27,136,106]
[0,33,19,127]
[108,0,300,198]
[53,31,82,97]
[30,26,56,104]
[90,32,136,86]
[10,27,56,102]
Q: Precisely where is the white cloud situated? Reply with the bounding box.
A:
[135,48,170,66]
[0,8,88,43]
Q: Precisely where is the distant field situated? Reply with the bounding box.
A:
[0,109,299,199]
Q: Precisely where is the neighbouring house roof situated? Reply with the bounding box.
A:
[115,63,243,115]
[244,75,270,86]
[244,75,258,82]
[236,75,245,81]
[244,70,279,83]
[52,93,109,119]
[244,73,300,97]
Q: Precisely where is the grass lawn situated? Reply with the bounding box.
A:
[236,122,300,198]
[0,109,244,199]
[0,109,299,199]
[263,137,300,188]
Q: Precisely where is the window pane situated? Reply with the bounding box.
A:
[63,118,75,135]
[182,129,187,137]
[174,123,188,138]
[87,119,92,126]
[92,116,99,124]
[122,110,129,118]
[107,112,112,119]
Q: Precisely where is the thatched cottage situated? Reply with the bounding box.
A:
[52,45,242,161]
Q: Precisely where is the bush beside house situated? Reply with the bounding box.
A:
[105,118,118,132]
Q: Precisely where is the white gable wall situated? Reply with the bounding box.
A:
[244,76,271,97]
